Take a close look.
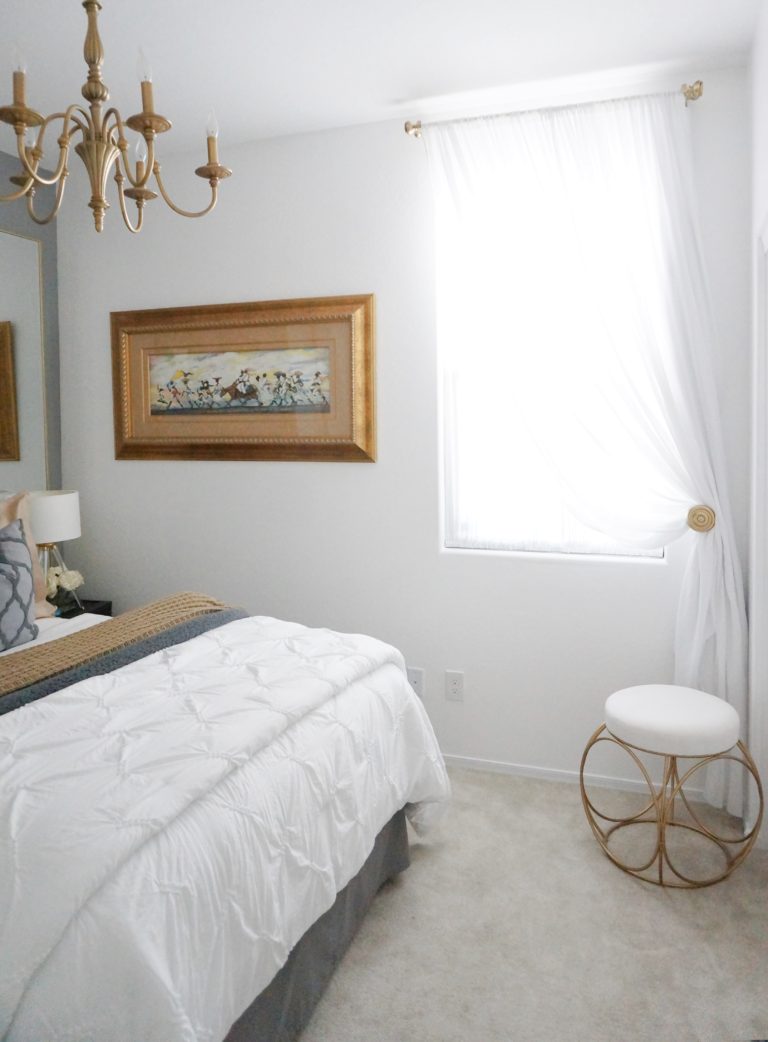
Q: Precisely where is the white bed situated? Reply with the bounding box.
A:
[0,613,449,1041]
[0,611,108,656]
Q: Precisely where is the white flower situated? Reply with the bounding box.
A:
[46,568,59,598]
[58,569,84,592]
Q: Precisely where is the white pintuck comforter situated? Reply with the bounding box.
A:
[0,616,449,1042]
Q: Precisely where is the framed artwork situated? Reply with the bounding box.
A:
[111,294,375,461]
[0,323,20,462]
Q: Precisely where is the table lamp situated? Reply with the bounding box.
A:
[28,490,83,609]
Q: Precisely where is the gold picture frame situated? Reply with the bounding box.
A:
[111,294,375,462]
[0,322,20,462]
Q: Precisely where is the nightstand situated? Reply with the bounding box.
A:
[60,598,113,619]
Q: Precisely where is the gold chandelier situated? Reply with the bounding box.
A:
[0,0,232,233]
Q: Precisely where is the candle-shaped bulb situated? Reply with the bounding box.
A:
[12,46,27,74]
[206,108,219,139]
[137,47,152,83]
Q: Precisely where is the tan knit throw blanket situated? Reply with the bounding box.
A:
[0,592,229,697]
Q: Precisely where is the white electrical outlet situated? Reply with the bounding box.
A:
[445,670,464,701]
[406,667,425,699]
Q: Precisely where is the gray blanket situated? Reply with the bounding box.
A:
[0,608,247,716]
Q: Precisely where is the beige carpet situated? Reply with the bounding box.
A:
[300,767,768,1042]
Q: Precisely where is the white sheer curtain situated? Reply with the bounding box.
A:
[424,93,747,810]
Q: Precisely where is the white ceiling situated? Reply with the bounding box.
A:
[0,0,761,157]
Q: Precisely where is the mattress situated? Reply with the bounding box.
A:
[0,613,450,1041]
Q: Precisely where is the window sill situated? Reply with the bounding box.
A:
[440,545,667,564]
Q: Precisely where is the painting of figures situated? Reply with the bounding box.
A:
[149,347,331,414]
[112,294,375,461]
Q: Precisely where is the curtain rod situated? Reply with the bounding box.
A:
[404,80,703,138]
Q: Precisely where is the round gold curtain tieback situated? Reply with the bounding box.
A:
[687,505,716,532]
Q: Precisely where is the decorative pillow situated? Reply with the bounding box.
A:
[0,518,40,652]
[0,492,56,618]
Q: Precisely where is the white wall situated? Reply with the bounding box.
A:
[753,12,768,228]
[56,66,751,784]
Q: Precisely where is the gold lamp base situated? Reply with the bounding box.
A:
[580,726,764,888]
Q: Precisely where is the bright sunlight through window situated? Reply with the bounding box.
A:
[428,105,676,557]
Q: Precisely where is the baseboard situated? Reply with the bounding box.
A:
[442,753,703,799]
[444,753,768,849]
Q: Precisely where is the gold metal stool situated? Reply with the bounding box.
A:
[580,685,764,888]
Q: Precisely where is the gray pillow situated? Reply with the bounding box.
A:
[0,518,40,652]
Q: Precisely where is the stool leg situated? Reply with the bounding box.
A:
[661,741,765,885]
[656,755,677,886]
[580,726,662,878]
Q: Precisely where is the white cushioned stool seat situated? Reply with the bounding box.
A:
[605,684,739,757]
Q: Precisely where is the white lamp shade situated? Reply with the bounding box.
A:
[29,490,81,544]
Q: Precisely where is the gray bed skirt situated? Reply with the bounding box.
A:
[224,808,410,1042]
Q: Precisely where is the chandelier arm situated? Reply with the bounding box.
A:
[112,147,130,187]
[0,177,35,202]
[115,175,144,234]
[113,127,155,190]
[25,171,68,225]
[15,131,67,187]
[113,149,149,203]
[153,164,219,218]
[105,111,141,188]
[16,107,83,186]
[68,113,91,137]
[58,105,91,135]
[103,107,121,132]
[104,110,129,161]
[15,142,66,188]
[104,108,130,156]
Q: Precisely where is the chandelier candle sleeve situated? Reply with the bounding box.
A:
[206,109,219,164]
[140,79,155,115]
[138,47,154,113]
[12,70,25,108]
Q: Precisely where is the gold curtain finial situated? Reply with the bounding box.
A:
[687,505,716,532]
[404,120,422,138]
[681,81,704,106]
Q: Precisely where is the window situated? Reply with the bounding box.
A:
[425,101,682,557]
